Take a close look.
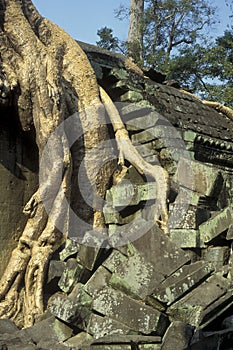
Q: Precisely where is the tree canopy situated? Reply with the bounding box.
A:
[97,0,233,106]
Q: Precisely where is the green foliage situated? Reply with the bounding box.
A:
[96,27,120,51]
[96,1,233,106]
[121,0,217,70]
[168,30,233,107]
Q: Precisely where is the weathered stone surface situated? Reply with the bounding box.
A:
[168,274,231,326]
[59,238,80,261]
[172,187,202,207]
[168,204,209,230]
[93,335,162,344]
[183,131,198,143]
[109,253,155,300]
[139,345,161,350]
[153,261,213,305]
[226,223,233,240]
[120,90,143,102]
[131,125,181,144]
[22,316,73,344]
[92,286,168,335]
[199,207,233,243]
[87,314,132,339]
[202,246,230,270]
[106,182,157,207]
[175,158,223,197]
[103,204,142,224]
[135,144,159,157]
[47,260,66,284]
[78,243,103,271]
[84,266,112,297]
[124,108,161,131]
[0,337,36,350]
[0,319,18,334]
[160,148,191,164]
[58,258,84,293]
[102,250,128,273]
[169,229,205,248]
[90,345,132,350]
[49,284,92,326]
[160,321,193,350]
[144,154,160,164]
[64,332,94,348]
[108,222,190,298]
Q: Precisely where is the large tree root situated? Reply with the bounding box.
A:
[99,87,169,233]
[0,0,169,327]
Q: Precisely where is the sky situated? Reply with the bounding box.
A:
[33,0,232,45]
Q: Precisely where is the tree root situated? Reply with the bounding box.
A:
[202,100,233,120]
[180,89,233,120]
[99,87,169,233]
[0,0,169,328]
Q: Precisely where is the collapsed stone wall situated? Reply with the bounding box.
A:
[1,44,233,349]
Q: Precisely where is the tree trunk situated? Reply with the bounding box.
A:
[127,0,144,63]
[0,0,169,328]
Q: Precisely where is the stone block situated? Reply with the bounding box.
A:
[59,238,80,261]
[92,286,167,335]
[48,293,81,324]
[64,332,93,348]
[103,204,142,224]
[169,229,205,248]
[135,144,159,157]
[120,90,143,102]
[153,261,213,305]
[107,221,190,298]
[93,335,162,344]
[202,247,230,270]
[102,250,128,273]
[183,131,198,143]
[172,187,201,207]
[84,266,112,297]
[160,321,193,350]
[175,158,223,197]
[139,346,161,350]
[226,223,233,240]
[90,346,132,350]
[22,316,73,344]
[0,319,18,334]
[168,274,231,327]
[160,148,191,163]
[58,258,84,293]
[47,260,66,284]
[87,314,132,339]
[78,243,103,271]
[144,154,160,164]
[106,182,157,207]
[131,125,180,144]
[199,207,233,243]
[168,204,209,230]
[49,284,92,325]
[124,109,160,131]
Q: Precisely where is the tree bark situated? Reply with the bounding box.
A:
[127,0,144,63]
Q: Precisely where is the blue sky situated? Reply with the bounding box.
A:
[33,0,231,45]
